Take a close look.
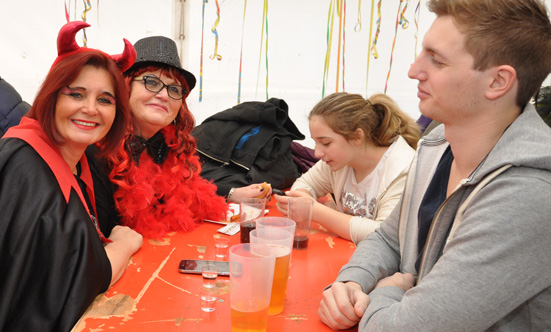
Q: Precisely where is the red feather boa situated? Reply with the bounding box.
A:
[113,126,228,239]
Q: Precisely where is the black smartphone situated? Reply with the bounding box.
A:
[272,188,286,196]
[178,259,230,276]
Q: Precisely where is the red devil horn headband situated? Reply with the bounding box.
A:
[51,21,136,72]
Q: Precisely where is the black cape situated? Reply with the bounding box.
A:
[0,131,111,330]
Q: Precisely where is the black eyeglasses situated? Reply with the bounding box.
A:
[134,75,187,100]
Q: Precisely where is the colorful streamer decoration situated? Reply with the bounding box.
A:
[209,0,222,61]
[335,0,345,92]
[263,0,269,101]
[96,0,100,25]
[237,0,248,104]
[322,0,336,98]
[255,0,269,101]
[64,0,98,44]
[199,0,207,102]
[64,0,76,22]
[384,0,409,94]
[322,0,347,97]
[65,1,70,22]
[342,0,346,92]
[414,0,421,60]
[365,0,376,96]
[399,0,409,29]
[81,0,92,46]
[370,0,382,60]
[354,0,362,32]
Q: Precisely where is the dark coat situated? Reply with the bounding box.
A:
[0,77,30,137]
[192,98,305,196]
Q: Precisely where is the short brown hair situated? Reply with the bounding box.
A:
[309,92,421,149]
[428,0,551,107]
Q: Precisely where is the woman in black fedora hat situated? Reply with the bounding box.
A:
[88,36,250,239]
[87,36,227,238]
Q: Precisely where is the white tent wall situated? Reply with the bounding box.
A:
[0,0,178,104]
[184,0,435,149]
[2,1,550,148]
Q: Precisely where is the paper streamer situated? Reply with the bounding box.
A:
[96,0,100,26]
[237,0,248,104]
[399,0,409,29]
[342,0,346,92]
[209,0,222,61]
[322,0,336,98]
[199,0,207,102]
[414,0,421,60]
[384,0,409,94]
[65,1,98,23]
[255,0,269,100]
[370,0,382,59]
[65,1,70,22]
[354,0,362,32]
[335,0,344,92]
[323,0,348,95]
[65,0,95,42]
[365,0,375,96]
[335,0,348,92]
[264,0,269,101]
[81,0,92,46]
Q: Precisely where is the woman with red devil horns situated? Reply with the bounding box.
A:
[0,21,143,331]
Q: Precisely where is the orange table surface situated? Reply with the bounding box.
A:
[73,199,358,332]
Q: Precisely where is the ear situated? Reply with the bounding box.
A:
[485,65,517,101]
[352,128,364,145]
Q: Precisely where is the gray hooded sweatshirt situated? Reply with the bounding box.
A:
[336,104,551,331]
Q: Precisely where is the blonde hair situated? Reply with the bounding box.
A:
[309,92,421,149]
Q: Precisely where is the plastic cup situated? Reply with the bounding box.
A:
[202,264,218,289]
[250,228,293,315]
[214,236,230,260]
[287,197,314,250]
[256,217,296,266]
[230,243,275,331]
[239,198,267,243]
[200,287,218,312]
[256,217,296,236]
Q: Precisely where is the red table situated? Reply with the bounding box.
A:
[72,199,358,332]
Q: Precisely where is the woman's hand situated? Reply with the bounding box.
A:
[108,225,143,253]
[104,226,143,286]
[273,189,313,216]
[229,183,272,202]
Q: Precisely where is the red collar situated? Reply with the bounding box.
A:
[4,118,110,243]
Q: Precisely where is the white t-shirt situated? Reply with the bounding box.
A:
[341,142,394,219]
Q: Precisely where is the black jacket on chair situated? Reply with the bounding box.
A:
[192,98,305,196]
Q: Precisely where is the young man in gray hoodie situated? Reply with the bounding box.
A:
[318,0,551,331]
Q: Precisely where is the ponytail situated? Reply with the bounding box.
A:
[368,93,421,149]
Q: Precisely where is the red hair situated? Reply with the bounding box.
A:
[108,63,199,185]
[106,64,228,238]
[26,51,130,156]
[125,64,196,154]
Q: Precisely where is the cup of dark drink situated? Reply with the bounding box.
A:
[288,197,314,249]
[239,198,267,243]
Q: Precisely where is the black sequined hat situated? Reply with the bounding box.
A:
[127,36,196,91]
